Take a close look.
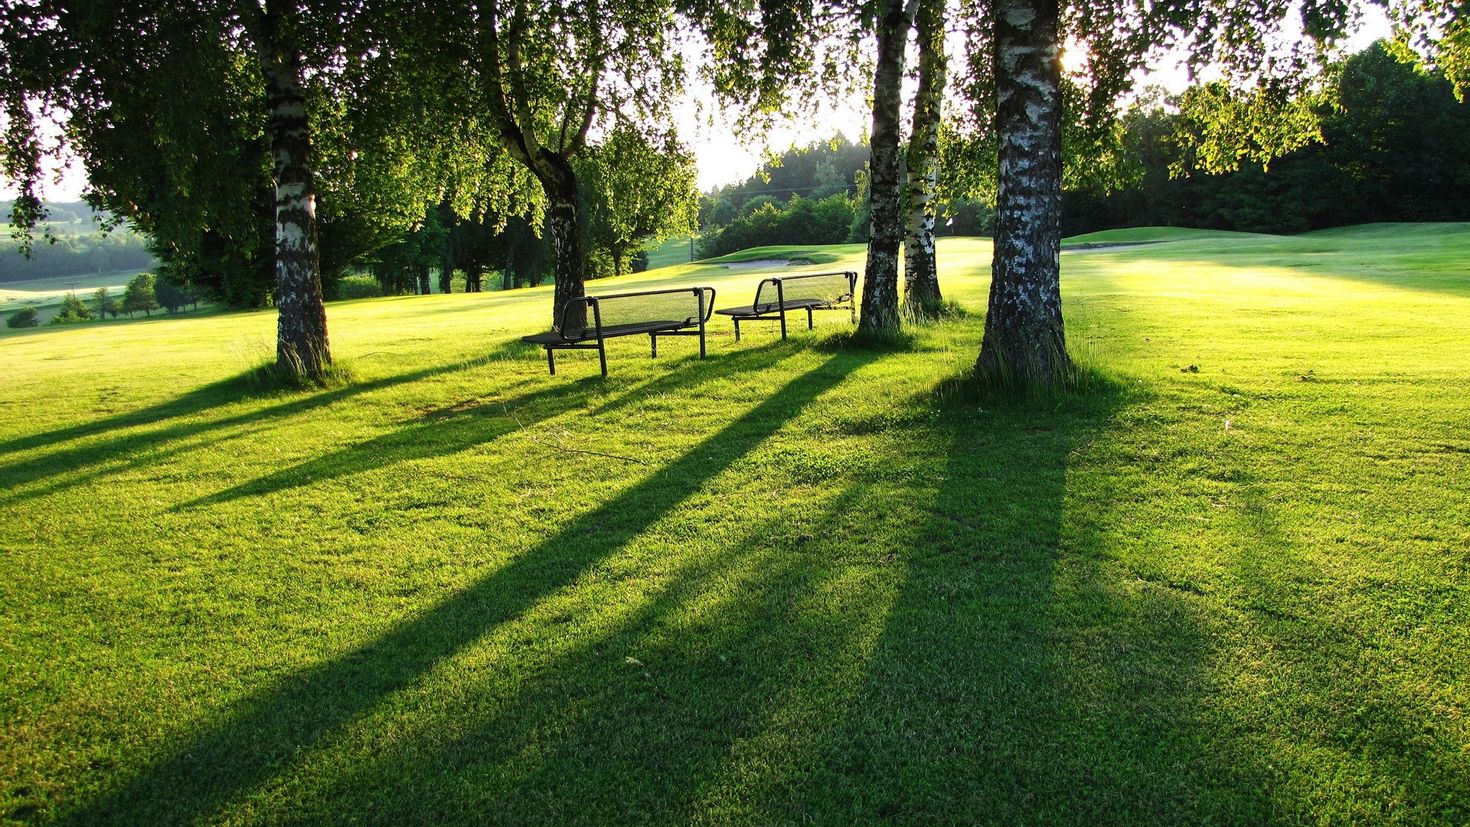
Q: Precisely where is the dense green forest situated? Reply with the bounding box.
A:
[1065,43,1470,234]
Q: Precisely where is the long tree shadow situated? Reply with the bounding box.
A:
[0,343,534,499]
[59,349,871,826]
[177,340,801,510]
[733,376,1267,822]
[231,480,889,823]
[173,366,1231,825]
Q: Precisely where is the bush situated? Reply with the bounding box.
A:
[699,194,856,258]
[334,273,383,300]
[6,307,39,328]
[50,293,93,324]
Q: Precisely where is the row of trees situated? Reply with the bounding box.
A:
[5,1,1467,386]
[6,271,202,328]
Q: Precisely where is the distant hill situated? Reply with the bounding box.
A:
[1,201,156,282]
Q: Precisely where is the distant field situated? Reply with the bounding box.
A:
[2,226,1468,824]
[0,271,149,324]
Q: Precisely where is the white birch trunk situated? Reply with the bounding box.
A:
[903,0,946,318]
[977,0,1069,386]
[258,5,330,378]
[858,0,916,338]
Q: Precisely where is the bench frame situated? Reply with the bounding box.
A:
[523,286,715,378]
[716,270,859,341]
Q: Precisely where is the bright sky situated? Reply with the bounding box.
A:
[6,7,1394,202]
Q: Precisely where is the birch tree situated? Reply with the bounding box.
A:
[857,0,919,337]
[903,0,948,318]
[0,0,449,380]
[957,0,1468,387]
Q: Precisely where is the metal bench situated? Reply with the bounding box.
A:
[714,270,858,340]
[522,286,716,377]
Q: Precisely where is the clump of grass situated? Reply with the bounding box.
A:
[903,298,972,324]
[238,359,357,393]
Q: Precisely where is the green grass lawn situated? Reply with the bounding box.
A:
[642,235,697,270]
[2,227,1468,824]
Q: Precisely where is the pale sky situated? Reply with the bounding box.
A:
[6,7,1394,202]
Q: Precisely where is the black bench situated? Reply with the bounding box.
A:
[714,270,858,340]
[522,286,716,377]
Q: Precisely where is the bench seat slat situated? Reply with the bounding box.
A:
[715,298,833,318]
[522,319,693,345]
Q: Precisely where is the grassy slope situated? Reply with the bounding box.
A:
[2,227,1468,824]
[642,235,696,270]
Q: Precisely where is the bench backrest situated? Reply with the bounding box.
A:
[559,286,716,339]
[753,271,857,312]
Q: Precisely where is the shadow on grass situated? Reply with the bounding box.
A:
[0,339,681,507]
[177,339,801,510]
[226,363,1249,823]
[766,378,1243,821]
[59,348,871,825]
[0,343,532,494]
[72,355,1273,823]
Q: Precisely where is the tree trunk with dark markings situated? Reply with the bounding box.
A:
[539,153,587,331]
[978,0,1069,386]
[904,0,946,318]
[257,4,329,378]
[858,0,916,338]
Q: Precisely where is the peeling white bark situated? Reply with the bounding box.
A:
[977,0,1069,385]
[859,0,916,337]
[903,0,946,318]
[261,15,330,378]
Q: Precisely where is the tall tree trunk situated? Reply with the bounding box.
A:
[258,8,329,378]
[416,261,431,295]
[904,0,946,318]
[540,153,587,331]
[858,0,916,338]
[977,0,1068,386]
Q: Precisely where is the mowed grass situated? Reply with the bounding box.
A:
[642,235,696,270]
[2,226,1468,824]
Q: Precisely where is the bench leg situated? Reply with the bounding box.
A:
[650,333,658,358]
[699,321,707,358]
[779,308,788,340]
[546,346,556,376]
[597,338,608,378]
[807,307,814,330]
[734,319,741,342]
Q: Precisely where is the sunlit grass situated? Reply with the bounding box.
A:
[1,226,1467,824]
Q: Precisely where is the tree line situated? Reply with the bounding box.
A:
[6,272,203,329]
[1066,42,1470,235]
[4,0,1465,386]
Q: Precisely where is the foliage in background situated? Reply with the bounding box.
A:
[699,194,857,258]
[1066,43,1470,235]
[122,272,158,318]
[5,305,39,328]
[579,128,700,278]
[49,292,92,324]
